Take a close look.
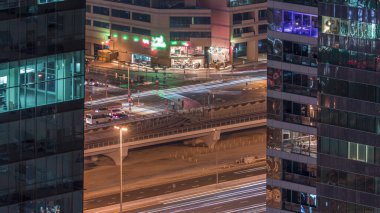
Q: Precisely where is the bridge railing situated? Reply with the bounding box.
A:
[85,113,267,150]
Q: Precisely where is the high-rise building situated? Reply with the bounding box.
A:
[318,2,380,212]
[85,0,267,68]
[0,1,85,212]
[266,0,318,212]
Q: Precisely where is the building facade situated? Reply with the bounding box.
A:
[317,1,380,212]
[266,0,318,212]
[0,0,85,212]
[85,0,267,68]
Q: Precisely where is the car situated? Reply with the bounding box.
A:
[112,112,128,120]
[95,107,109,113]
[109,108,123,117]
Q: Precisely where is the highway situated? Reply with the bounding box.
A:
[86,75,266,107]
[84,166,266,210]
[130,180,266,213]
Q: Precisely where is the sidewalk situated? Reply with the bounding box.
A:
[84,174,266,213]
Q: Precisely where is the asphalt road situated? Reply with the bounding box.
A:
[84,166,266,210]
[130,180,266,213]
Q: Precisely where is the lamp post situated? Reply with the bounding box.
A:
[114,126,128,213]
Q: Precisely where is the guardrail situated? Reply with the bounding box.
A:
[85,113,266,150]
[85,98,266,131]
[85,112,173,131]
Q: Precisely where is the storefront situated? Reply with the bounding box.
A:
[170,46,205,69]
[132,53,151,66]
[208,47,230,66]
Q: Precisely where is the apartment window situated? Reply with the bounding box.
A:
[93,20,110,29]
[86,19,91,26]
[258,9,267,21]
[233,12,253,24]
[134,0,150,7]
[93,6,109,16]
[86,5,91,13]
[227,0,266,7]
[170,17,192,28]
[111,24,130,32]
[170,16,210,28]
[112,9,130,19]
[193,17,211,25]
[132,12,151,22]
[170,32,211,40]
[38,0,64,4]
[258,24,267,34]
[132,27,151,36]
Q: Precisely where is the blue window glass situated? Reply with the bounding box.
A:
[0,51,84,113]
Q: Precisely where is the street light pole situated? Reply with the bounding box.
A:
[114,126,128,213]
[127,66,131,112]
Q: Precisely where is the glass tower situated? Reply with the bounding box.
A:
[318,1,380,212]
[0,0,85,212]
[266,0,318,212]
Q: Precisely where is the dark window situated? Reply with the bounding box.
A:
[112,9,130,19]
[258,24,267,34]
[132,27,151,36]
[111,24,130,32]
[93,6,109,16]
[93,21,109,29]
[258,9,267,20]
[193,17,211,25]
[86,5,91,13]
[132,12,151,22]
[85,19,91,26]
[170,31,211,40]
[170,17,192,28]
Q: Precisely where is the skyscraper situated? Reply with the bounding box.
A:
[318,2,380,212]
[0,1,85,212]
[266,0,318,212]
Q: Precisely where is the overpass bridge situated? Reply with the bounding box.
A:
[84,113,266,165]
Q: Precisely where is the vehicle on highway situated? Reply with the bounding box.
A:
[94,107,109,113]
[109,108,128,119]
[86,113,112,125]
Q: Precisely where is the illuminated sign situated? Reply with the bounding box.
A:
[142,38,150,45]
[151,35,167,50]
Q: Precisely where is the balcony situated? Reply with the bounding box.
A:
[241,32,255,38]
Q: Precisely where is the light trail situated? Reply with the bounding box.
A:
[86,76,266,107]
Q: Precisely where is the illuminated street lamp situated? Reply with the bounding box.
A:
[114,126,128,213]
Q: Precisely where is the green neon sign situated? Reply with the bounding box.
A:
[123,35,128,40]
[151,35,167,49]
[170,41,178,45]
[133,36,140,42]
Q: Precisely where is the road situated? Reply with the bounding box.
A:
[129,180,266,213]
[84,166,266,210]
[86,74,266,108]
